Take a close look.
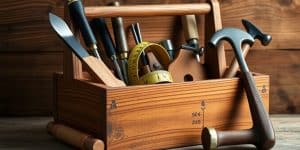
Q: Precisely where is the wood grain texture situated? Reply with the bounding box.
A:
[54,74,269,149]
[220,0,300,50]
[47,122,105,150]
[85,3,211,17]
[1,0,300,115]
[0,115,298,150]
[168,49,207,82]
[55,77,107,141]
[0,53,62,115]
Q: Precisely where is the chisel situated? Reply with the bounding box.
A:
[49,13,125,87]
[91,18,125,82]
[67,0,101,59]
[181,14,204,62]
[111,1,129,84]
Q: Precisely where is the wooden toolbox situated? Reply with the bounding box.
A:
[53,0,270,149]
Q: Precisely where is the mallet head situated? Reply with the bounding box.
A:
[242,19,272,46]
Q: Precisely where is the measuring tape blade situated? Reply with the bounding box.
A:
[128,42,173,85]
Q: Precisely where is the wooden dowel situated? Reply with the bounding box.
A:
[85,4,211,18]
[223,44,251,78]
[47,122,105,150]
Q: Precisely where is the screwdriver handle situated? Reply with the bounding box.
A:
[67,0,97,49]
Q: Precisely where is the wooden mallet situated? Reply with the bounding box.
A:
[223,19,272,78]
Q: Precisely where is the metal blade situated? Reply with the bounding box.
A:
[49,13,90,59]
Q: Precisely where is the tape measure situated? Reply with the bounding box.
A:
[128,42,173,85]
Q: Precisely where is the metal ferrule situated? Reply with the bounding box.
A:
[120,52,128,60]
[188,38,199,48]
[89,44,100,59]
[67,0,78,5]
[207,128,218,150]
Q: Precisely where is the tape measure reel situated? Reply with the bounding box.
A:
[128,42,173,85]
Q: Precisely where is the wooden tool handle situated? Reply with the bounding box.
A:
[83,56,125,87]
[85,4,211,17]
[181,15,199,41]
[223,44,250,78]
[47,122,104,150]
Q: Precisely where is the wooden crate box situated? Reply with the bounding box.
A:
[53,0,270,149]
[53,73,269,149]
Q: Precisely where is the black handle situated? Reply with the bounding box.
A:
[92,18,116,58]
[111,1,128,57]
[68,0,97,47]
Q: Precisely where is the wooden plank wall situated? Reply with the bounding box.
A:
[0,0,299,115]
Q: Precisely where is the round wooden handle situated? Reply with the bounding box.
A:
[202,128,256,149]
[85,4,211,17]
[47,122,104,150]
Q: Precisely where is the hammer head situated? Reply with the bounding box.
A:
[210,28,255,52]
[242,19,272,46]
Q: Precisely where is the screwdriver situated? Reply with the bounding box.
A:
[111,1,129,84]
[92,18,125,81]
[67,0,101,59]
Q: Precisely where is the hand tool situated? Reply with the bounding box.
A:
[223,19,272,78]
[47,122,104,150]
[202,28,275,150]
[131,23,164,72]
[111,1,129,84]
[160,39,175,61]
[130,23,151,73]
[128,42,172,85]
[91,18,125,82]
[128,23,173,85]
[147,52,164,71]
[49,13,125,87]
[181,14,204,62]
[67,0,101,59]
[168,15,207,82]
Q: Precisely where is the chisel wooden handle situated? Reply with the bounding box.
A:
[181,15,199,41]
[47,122,104,150]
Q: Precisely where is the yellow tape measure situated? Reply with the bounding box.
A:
[128,42,173,85]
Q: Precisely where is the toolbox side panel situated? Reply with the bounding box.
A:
[54,75,107,142]
[106,76,269,149]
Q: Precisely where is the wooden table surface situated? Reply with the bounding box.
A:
[0,115,299,150]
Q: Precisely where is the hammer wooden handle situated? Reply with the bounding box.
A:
[223,44,250,78]
[85,4,211,17]
[47,122,104,150]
